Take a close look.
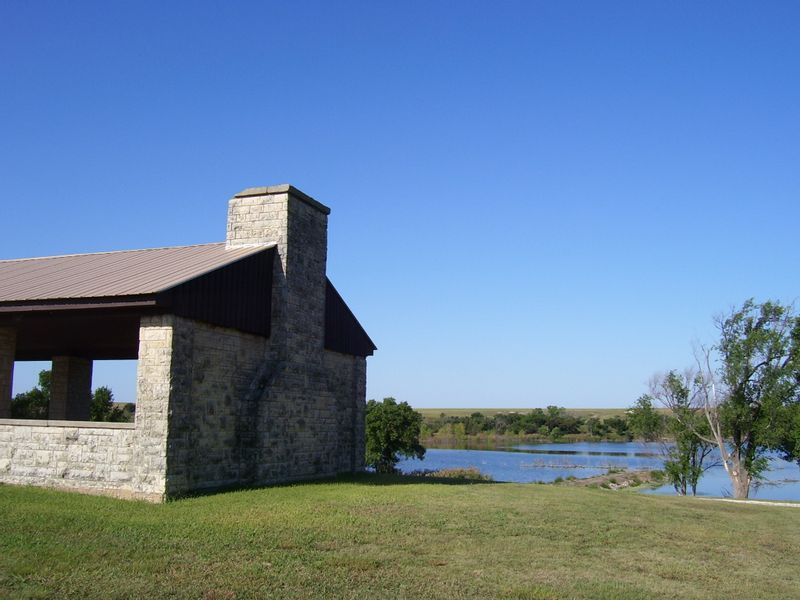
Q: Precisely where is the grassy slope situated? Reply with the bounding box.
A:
[1,477,799,600]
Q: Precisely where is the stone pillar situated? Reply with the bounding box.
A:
[0,327,16,418]
[131,315,175,499]
[135,314,201,499]
[226,184,330,359]
[49,356,93,421]
[226,185,336,481]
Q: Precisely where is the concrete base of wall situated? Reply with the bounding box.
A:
[0,481,165,503]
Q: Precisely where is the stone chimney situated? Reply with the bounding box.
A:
[226,185,331,358]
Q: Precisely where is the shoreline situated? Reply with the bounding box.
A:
[422,434,667,449]
[552,468,664,490]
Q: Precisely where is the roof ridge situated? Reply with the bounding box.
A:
[0,241,227,264]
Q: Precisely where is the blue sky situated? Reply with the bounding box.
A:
[2,2,798,408]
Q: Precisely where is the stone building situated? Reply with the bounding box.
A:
[0,185,375,501]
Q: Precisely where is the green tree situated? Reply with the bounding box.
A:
[464,412,489,435]
[10,370,50,419]
[627,395,664,441]
[584,417,608,438]
[779,401,800,464]
[603,416,630,439]
[365,398,425,473]
[679,300,800,499]
[10,370,130,423]
[90,386,129,422]
[707,300,800,497]
[650,371,716,496]
[664,414,716,496]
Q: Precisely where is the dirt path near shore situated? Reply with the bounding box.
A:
[558,472,800,506]
[695,497,800,508]
[556,469,661,490]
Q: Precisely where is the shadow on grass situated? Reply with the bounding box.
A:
[335,472,503,486]
[170,472,502,501]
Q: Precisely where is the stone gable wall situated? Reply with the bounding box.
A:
[162,321,366,496]
[324,350,367,473]
[164,316,268,496]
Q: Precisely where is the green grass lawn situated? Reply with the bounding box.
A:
[1,476,798,599]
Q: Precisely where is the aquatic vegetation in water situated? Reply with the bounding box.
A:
[407,467,493,481]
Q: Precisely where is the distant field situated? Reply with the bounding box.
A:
[416,407,634,419]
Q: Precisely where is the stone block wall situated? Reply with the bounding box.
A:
[0,421,149,500]
[252,360,344,484]
[162,317,366,496]
[324,350,367,473]
[164,316,268,496]
[131,315,173,498]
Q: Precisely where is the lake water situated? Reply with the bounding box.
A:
[396,442,800,501]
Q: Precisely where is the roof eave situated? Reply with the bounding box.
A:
[0,296,159,313]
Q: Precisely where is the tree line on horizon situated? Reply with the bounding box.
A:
[420,406,631,441]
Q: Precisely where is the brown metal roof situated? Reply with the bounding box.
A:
[324,280,376,356]
[0,243,274,303]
